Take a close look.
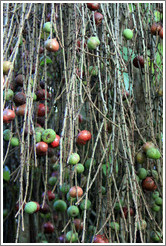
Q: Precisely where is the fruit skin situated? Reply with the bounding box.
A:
[121,207,134,218]
[3,209,8,218]
[136,152,146,164]
[150,22,162,35]
[13,92,26,106]
[150,231,161,242]
[74,163,84,173]
[87,37,100,50]
[35,132,42,143]
[89,66,98,76]
[24,201,38,214]
[123,29,133,40]
[138,168,147,180]
[50,135,60,148]
[40,203,50,214]
[133,56,144,68]
[110,222,120,231]
[42,190,55,201]
[137,220,147,230]
[69,153,80,165]
[15,104,26,116]
[53,200,67,212]
[67,205,79,217]
[151,204,160,212]
[3,108,15,123]
[3,89,14,101]
[76,130,92,145]
[45,38,59,52]
[3,61,12,75]
[93,234,109,243]
[15,74,23,85]
[155,197,162,206]
[66,231,78,243]
[3,129,12,141]
[73,219,83,231]
[36,142,48,155]
[94,12,103,25]
[152,191,160,199]
[48,176,57,186]
[60,183,70,194]
[42,129,56,143]
[87,3,100,11]
[43,222,54,233]
[67,192,77,202]
[85,158,96,169]
[43,22,51,33]
[37,103,49,117]
[146,147,161,160]
[142,177,156,191]
[159,28,163,39]
[10,137,19,147]
[69,186,83,198]
[80,199,91,210]
[142,142,155,152]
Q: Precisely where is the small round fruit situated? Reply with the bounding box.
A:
[159,28,163,39]
[151,204,160,212]
[45,38,59,52]
[121,207,134,218]
[36,142,48,155]
[80,199,91,210]
[85,158,96,169]
[35,132,42,143]
[150,22,162,35]
[43,22,51,33]
[69,186,83,198]
[37,103,49,117]
[3,61,12,75]
[123,29,133,40]
[42,129,56,143]
[142,177,156,191]
[142,142,155,152]
[10,137,19,147]
[75,163,84,173]
[60,183,70,194]
[76,130,92,145]
[136,152,146,164]
[110,222,120,231]
[138,168,147,180]
[3,129,12,141]
[48,176,57,186]
[73,219,83,231]
[50,135,60,148]
[137,220,147,230]
[88,225,96,234]
[3,89,14,101]
[133,56,144,68]
[40,203,50,214]
[53,200,67,212]
[146,148,161,160]
[43,222,54,234]
[93,234,109,243]
[3,109,15,123]
[24,201,38,214]
[87,3,100,11]
[152,170,159,181]
[67,192,77,202]
[15,74,24,85]
[87,37,100,50]
[69,153,80,165]
[67,205,79,217]
[13,92,26,106]
[150,231,161,242]
[66,231,78,243]
[155,197,162,206]
[35,127,45,134]
[15,104,26,116]
[42,190,55,201]
[94,12,103,25]
[89,66,98,76]
[114,199,124,210]
[3,209,8,218]
[152,191,160,199]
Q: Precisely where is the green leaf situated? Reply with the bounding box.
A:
[154,10,163,22]
[3,166,10,181]
[102,162,111,176]
[40,56,52,66]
